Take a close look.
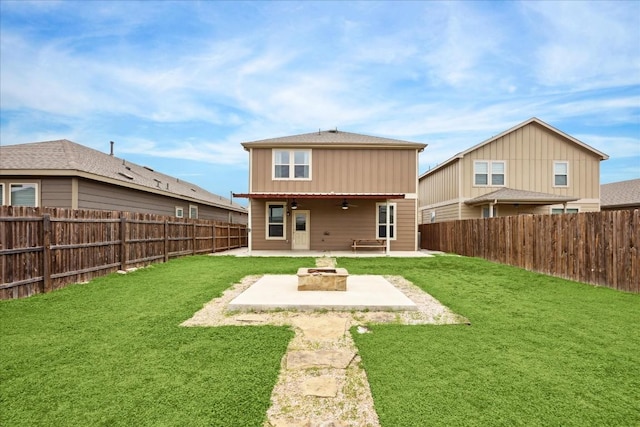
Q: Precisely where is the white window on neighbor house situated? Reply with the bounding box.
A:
[10,183,38,207]
[266,202,286,239]
[474,161,505,186]
[175,206,184,218]
[482,206,499,218]
[376,203,396,239]
[273,149,311,180]
[551,208,579,214]
[189,205,198,219]
[0,183,4,205]
[554,161,569,187]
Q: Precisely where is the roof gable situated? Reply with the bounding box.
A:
[242,129,426,150]
[420,117,609,179]
[0,139,245,212]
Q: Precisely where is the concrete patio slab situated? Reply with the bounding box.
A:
[227,274,418,312]
[210,248,440,257]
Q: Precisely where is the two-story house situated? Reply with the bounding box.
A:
[234,129,426,252]
[418,118,608,223]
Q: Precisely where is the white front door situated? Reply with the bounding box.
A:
[292,210,310,250]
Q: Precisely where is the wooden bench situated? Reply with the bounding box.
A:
[351,239,386,253]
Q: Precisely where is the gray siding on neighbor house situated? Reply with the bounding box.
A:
[77,179,246,223]
[41,177,73,208]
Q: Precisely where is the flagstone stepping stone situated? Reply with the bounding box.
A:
[302,376,338,397]
[286,350,355,370]
[291,316,348,341]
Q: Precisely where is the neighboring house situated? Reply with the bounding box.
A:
[233,129,426,252]
[0,140,247,223]
[418,117,609,223]
[600,178,640,211]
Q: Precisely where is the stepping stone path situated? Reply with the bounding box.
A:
[182,256,468,427]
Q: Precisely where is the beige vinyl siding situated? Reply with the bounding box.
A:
[420,202,460,223]
[251,148,418,193]
[250,198,415,251]
[461,122,602,200]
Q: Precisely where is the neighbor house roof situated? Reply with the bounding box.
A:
[0,139,246,213]
[242,129,426,150]
[464,188,579,206]
[600,178,640,209]
[420,117,609,179]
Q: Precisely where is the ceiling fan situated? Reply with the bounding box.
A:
[338,199,358,210]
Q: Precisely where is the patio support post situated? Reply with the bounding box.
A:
[385,199,391,255]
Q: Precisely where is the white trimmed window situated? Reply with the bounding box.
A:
[175,207,184,218]
[482,206,499,218]
[273,149,311,180]
[189,205,198,219]
[552,208,579,214]
[554,162,569,187]
[10,183,38,207]
[376,203,396,239]
[266,202,286,239]
[474,161,505,186]
[0,183,4,205]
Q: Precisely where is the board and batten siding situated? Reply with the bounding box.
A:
[250,198,416,251]
[250,148,418,193]
[461,122,601,200]
[418,159,459,206]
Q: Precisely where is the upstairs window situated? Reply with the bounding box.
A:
[554,162,569,187]
[376,203,396,239]
[266,202,286,239]
[273,149,311,180]
[10,183,37,207]
[474,161,505,186]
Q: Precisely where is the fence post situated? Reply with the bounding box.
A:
[42,213,52,293]
[164,220,169,263]
[211,222,216,253]
[227,223,231,250]
[192,221,197,255]
[120,214,127,270]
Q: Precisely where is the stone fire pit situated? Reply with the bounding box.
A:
[297,267,348,291]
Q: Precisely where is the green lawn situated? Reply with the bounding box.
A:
[2,256,639,426]
[0,256,311,427]
[341,256,640,427]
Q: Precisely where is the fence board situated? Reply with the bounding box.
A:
[420,210,639,293]
[0,206,247,299]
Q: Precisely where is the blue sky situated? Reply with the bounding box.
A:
[1,0,639,203]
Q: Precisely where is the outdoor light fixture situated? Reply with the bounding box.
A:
[341,199,349,210]
[291,199,298,210]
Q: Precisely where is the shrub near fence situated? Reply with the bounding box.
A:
[420,209,639,293]
[0,206,248,300]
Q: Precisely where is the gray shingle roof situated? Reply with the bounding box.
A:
[465,187,579,206]
[0,139,246,213]
[242,129,426,149]
[601,178,640,208]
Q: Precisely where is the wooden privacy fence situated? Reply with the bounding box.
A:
[0,206,248,299]
[420,209,639,293]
